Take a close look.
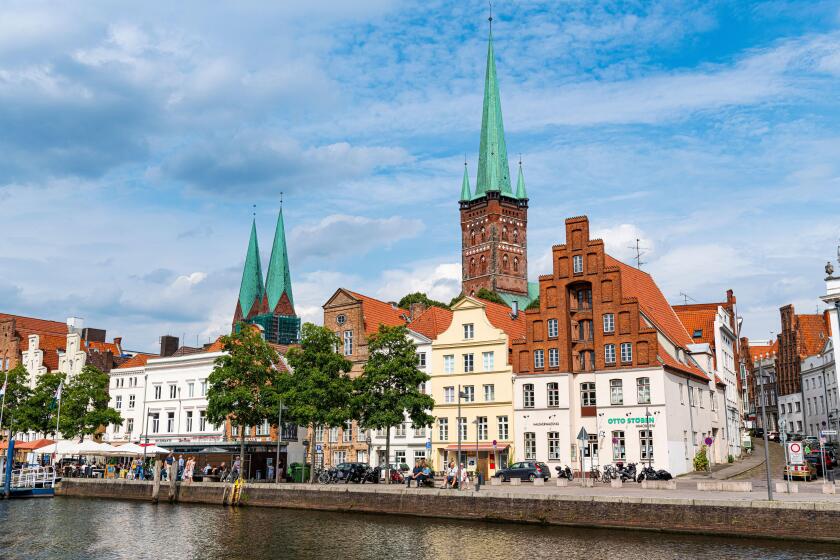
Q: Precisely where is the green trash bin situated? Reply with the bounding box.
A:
[289,463,311,483]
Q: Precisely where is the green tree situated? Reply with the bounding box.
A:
[283,323,353,482]
[448,293,464,308]
[526,296,540,310]
[353,324,434,481]
[398,292,450,310]
[693,445,710,472]
[206,324,283,480]
[60,365,122,441]
[475,288,507,306]
[0,364,33,440]
[20,371,65,438]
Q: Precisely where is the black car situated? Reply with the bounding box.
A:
[804,454,826,477]
[494,461,551,482]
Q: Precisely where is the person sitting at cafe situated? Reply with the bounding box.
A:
[203,463,212,475]
[444,461,457,489]
[406,461,422,487]
[406,460,432,487]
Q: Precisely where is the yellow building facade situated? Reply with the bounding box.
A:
[430,297,524,478]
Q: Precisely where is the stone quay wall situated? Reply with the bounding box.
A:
[56,479,840,543]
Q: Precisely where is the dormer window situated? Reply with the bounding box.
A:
[692,329,702,338]
[463,323,475,340]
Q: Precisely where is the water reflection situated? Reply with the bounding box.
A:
[1,498,838,560]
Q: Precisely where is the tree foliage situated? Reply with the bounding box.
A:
[693,445,710,472]
[20,371,65,436]
[0,364,32,437]
[475,288,507,306]
[398,292,450,311]
[60,365,122,440]
[526,296,540,310]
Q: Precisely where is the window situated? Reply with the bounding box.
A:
[199,410,207,431]
[329,427,338,443]
[154,385,162,400]
[497,416,509,440]
[393,450,406,467]
[126,418,134,433]
[115,395,122,409]
[166,412,174,432]
[523,384,535,408]
[692,329,703,338]
[169,385,177,399]
[439,418,449,441]
[640,430,653,461]
[620,342,633,363]
[463,385,475,402]
[710,391,716,411]
[185,411,193,432]
[128,394,135,409]
[612,430,626,460]
[413,426,426,438]
[463,353,474,372]
[477,416,488,440]
[416,352,426,368]
[482,351,494,371]
[585,434,598,459]
[581,382,596,407]
[394,422,406,438]
[525,432,537,459]
[484,384,495,402]
[151,413,160,433]
[200,380,207,396]
[444,386,455,403]
[547,382,560,408]
[573,255,583,274]
[463,323,474,339]
[547,319,558,338]
[534,349,545,369]
[795,401,801,412]
[458,417,467,441]
[444,355,454,374]
[680,384,685,405]
[548,348,559,367]
[333,451,347,465]
[314,425,324,442]
[413,450,427,463]
[357,426,367,442]
[637,377,651,405]
[610,379,623,405]
[187,382,194,397]
[689,387,695,407]
[343,421,353,442]
[548,432,561,460]
[343,330,353,355]
[603,313,615,333]
[605,344,616,364]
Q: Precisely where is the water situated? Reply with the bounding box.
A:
[1,498,839,560]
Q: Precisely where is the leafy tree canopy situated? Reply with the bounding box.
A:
[60,365,122,440]
[397,292,450,311]
[475,288,507,306]
[0,364,33,437]
[526,296,541,310]
[20,371,65,437]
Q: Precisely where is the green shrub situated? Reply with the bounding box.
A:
[693,445,710,471]
[727,454,734,463]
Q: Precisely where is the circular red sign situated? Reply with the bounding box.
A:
[790,443,801,452]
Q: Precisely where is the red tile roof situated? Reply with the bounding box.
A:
[476,297,526,343]
[83,340,121,355]
[673,306,718,348]
[0,313,67,336]
[22,333,67,371]
[347,291,409,336]
[409,306,453,340]
[748,340,778,362]
[797,314,829,357]
[115,353,154,369]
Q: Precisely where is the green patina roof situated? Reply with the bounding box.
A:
[499,283,540,312]
[474,28,512,199]
[238,219,265,317]
[515,162,527,199]
[265,207,294,311]
[460,163,472,201]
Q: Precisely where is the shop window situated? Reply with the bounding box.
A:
[612,430,626,460]
[610,379,623,405]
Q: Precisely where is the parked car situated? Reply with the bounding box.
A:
[494,461,551,482]
[803,436,821,449]
[752,428,764,438]
[784,462,816,481]
[768,431,780,442]
[804,454,828,477]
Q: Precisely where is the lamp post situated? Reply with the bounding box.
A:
[366,432,372,465]
[456,385,467,490]
[472,418,481,490]
[756,356,774,501]
[275,398,283,484]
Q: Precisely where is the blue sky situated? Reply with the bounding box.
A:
[2,0,840,352]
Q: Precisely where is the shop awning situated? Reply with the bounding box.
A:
[444,443,509,452]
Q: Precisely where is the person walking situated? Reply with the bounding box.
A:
[184,456,195,482]
[459,463,469,490]
[232,457,241,481]
[177,455,185,481]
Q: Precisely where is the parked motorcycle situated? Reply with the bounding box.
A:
[636,465,672,482]
[617,462,637,482]
[601,464,618,483]
[554,465,574,481]
[361,466,381,484]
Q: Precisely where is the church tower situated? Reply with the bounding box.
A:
[460,19,529,305]
[232,218,267,326]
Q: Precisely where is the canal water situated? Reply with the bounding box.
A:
[2,498,839,560]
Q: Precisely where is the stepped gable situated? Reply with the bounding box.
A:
[409,306,453,340]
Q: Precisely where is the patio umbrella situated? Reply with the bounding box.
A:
[197,447,229,454]
[33,440,79,455]
[140,444,171,454]
[107,443,147,456]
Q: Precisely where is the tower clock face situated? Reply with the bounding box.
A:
[336,314,346,325]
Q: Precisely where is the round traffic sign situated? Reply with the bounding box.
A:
[612,437,619,444]
[789,442,801,453]
[492,439,497,447]
[704,437,713,446]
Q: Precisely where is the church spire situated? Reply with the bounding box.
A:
[265,204,295,315]
[515,159,527,199]
[474,18,512,198]
[460,161,472,201]
[234,218,266,324]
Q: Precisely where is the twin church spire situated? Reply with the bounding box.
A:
[461,19,527,202]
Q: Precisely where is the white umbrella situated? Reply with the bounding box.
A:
[107,443,147,456]
[142,444,171,455]
[33,440,78,455]
[73,439,111,455]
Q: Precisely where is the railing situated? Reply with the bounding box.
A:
[11,465,57,489]
[569,302,592,312]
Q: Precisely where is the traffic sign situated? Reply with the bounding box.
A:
[704,437,713,446]
[315,444,323,453]
[425,440,432,449]
[788,442,804,465]
[492,439,497,447]
[576,427,589,442]
[821,430,838,436]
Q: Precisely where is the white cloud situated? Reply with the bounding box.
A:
[290,214,424,262]
[592,223,654,265]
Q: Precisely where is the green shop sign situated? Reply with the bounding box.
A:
[607,416,655,426]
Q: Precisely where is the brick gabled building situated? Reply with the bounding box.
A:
[510,216,728,475]
[742,338,780,432]
[776,305,829,396]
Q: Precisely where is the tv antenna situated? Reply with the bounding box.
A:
[679,292,697,305]
[627,238,648,269]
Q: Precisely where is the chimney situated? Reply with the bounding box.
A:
[511,300,519,319]
[66,317,84,334]
[82,327,106,343]
[113,337,122,353]
[388,301,398,309]
[159,335,179,357]
[409,302,427,320]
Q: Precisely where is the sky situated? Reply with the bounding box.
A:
[2,0,840,353]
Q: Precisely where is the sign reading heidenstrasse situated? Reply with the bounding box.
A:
[788,442,804,465]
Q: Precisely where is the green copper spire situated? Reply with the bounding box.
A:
[474,24,512,198]
[460,162,472,201]
[237,219,265,319]
[515,160,527,199]
[265,206,295,313]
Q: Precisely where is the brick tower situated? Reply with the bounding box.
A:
[460,19,529,304]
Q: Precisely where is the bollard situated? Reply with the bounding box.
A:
[490,477,502,486]
[510,477,522,486]
[775,482,798,494]
[533,477,545,486]
[555,478,569,487]
[151,459,161,503]
[610,479,623,488]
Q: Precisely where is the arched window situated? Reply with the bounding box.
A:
[469,258,476,275]
[513,228,519,243]
[503,254,509,270]
[470,229,476,246]
[502,226,508,241]
[513,257,519,272]
[481,226,486,242]
[480,255,487,274]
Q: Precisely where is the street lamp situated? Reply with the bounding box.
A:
[365,432,372,465]
[456,385,467,490]
[756,356,774,501]
[275,398,283,484]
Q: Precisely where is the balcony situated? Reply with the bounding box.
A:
[569,302,592,313]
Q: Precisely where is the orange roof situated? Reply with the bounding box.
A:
[347,291,408,336]
[83,340,121,355]
[205,337,225,352]
[747,340,778,362]
[0,313,67,336]
[797,314,829,357]
[116,353,154,369]
[0,438,55,451]
[673,306,718,347]
[476,297,526,343]
[409,306,453,340]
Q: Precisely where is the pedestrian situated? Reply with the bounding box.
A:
[178,455,185,480]
[183,456,194,482]
[232,457,241,481]
[459,463,469,490]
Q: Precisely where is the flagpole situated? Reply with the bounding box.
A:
[0,368,9,443]
[53,383,63,462]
